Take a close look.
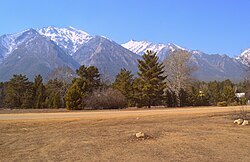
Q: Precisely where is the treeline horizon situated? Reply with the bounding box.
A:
[0,50,249,109]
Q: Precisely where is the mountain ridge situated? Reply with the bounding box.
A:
[122,40,249,81]
[0,26,249,82]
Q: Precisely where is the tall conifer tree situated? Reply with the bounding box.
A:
[113,68,134,106]
[137,50,166,108]
[0,82,4,108]
[44,79,66,108]
[65,65,101,110]
[33,75,45,108]
[4,74,33,108]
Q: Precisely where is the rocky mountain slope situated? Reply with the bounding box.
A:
[73,36,141,79]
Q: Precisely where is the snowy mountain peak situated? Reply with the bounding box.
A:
[191,50,204,55]
[122,40,166,55]
[240,48,250,57]
[236,48,250,66]
[122,40,190,62]
[0,28,39,58]
[66,26,90,36]
[38,26,93,55]
[122,40,187,56]
[169,43,187,51]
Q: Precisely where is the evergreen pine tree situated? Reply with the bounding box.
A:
[221,79,236,104]
[21,87,35,108]
[4,74,33,108]
[165,90,177,107]
[52,92,60,108]
[65,80,86,110]
[76,65,101,93]
[44,97,52,108]
[179,88,189,107]
[137,50,166,108]
[44,79,67,108]
[131,78,143,107]
[113,68,134,106]
[65,65,101,110]
[208,81,221,105]
[186,82,210,106]
[33,75,45,108]
[0,82,4,108]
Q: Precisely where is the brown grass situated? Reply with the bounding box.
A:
[0,106,250,162]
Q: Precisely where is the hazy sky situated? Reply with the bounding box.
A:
[0,0,249,56]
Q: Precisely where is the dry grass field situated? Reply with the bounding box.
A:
[0,106,250,162]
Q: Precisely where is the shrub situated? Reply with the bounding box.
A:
[229,101,239,106]
[238,107,249,120]
[232,106,249,120]
[85,88,127,109]
[217,101,227,107]
[240,97,247,105]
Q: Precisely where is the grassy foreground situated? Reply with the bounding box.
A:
[0,106,249,162]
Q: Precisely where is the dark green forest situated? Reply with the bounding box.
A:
[0,50,249,110]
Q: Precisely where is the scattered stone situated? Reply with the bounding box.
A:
[234,119,244,125]
[135,132,145,138]
[242,120,249,126]
[126,132,154,142]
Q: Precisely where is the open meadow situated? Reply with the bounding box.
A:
[0,106,250,162]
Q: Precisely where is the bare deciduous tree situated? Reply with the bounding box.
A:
[163,50,197,106]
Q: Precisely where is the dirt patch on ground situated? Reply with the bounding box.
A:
[0,107,250,161]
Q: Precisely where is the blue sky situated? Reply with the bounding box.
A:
[0,0,249,56]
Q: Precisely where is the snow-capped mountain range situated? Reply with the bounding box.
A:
[0,26,249,82]
[0,26,93,61]
[122,40,250,81]
[122,40,250,65]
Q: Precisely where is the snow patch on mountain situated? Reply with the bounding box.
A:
[38,26,93,55]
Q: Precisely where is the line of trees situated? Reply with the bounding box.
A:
[0,50,249,109]
[0,74,68,109]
